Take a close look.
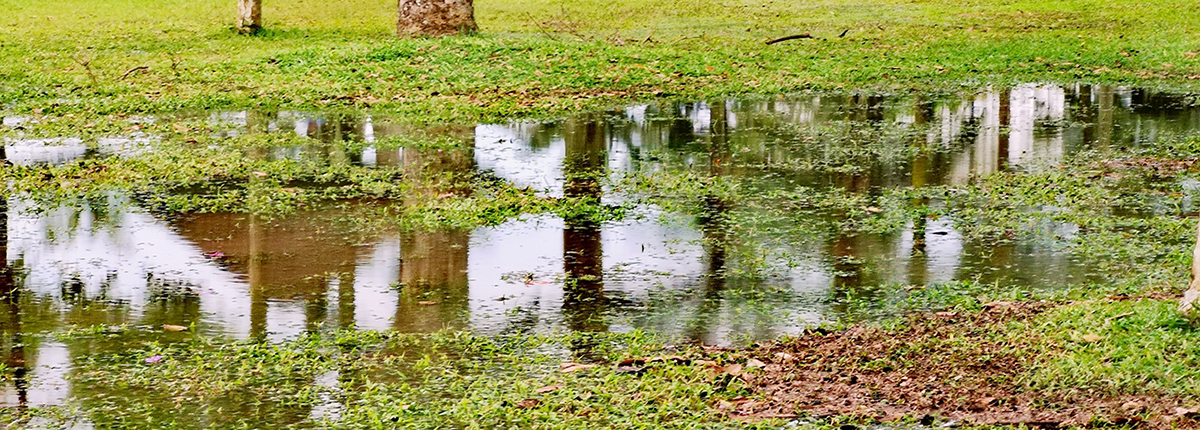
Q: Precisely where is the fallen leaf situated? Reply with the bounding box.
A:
[144,355,164,364]
[752,412,799,419]
[1080,334,1103,343]
[983,301,1016,310]
[935,311,958,318]
[652,355,689,364]
[615,365,646,375]
[773,352,795,361]
[558,363,599,373]
[1174,406,1200,417]
[516,399,540,409]
[745,358,766,369]
[535,385,561,394]
[418,301,437,306]
[1121,401,1146,412]
[162,324,188,332]
[718,363,743,376]
[252,171,268,178]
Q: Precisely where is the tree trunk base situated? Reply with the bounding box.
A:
[1180,219,1200,314]
[398,0,477,37]
[236,24,261,35]
[237,0,262,35]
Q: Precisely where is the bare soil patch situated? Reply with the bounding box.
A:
[729,300,1200,428]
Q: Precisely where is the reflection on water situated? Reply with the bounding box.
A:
[2,84,1200,415]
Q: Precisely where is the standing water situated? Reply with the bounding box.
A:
[2,83,1200,412]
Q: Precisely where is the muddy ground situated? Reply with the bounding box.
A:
[719,297,1200,429]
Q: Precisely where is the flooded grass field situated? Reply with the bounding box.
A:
[2,84,1200,425]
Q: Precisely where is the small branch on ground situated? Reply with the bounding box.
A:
[119,66,150,80]
[553,5,591,42]
[766,34,812,45]
[1106,312,1135,322]
[71,54,99,86]
[667,36,702,45]
[523,13,559,41]
[641,29,657,45]
[606,29,624,46]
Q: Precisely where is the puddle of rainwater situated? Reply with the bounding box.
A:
[2,83,1200,421]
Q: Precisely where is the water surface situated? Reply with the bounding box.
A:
[2,83,1199,414]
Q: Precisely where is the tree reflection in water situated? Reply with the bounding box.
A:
[561,115,609,359]
[0,147,28,411]
[683,100,732,344]
[392,125,475,333]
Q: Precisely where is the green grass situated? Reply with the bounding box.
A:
[21,330,780,429]
[1030,299,1200,397]
[4,0,1200,120]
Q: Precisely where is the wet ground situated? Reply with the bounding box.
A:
[2,83,1200,410]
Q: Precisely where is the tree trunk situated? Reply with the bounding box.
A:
[398,0,476,37]
[236,0,262,34]
[1179,219,1200,314]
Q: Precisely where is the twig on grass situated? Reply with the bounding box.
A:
[119,66,150,80]
[766,33,813,45]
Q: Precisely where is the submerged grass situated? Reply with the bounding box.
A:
[21,330,780,429]
[0,128,634,229]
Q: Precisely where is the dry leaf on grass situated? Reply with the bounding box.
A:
[558,363,599,373]
[718,363,743,376]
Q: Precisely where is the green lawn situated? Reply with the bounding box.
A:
[3,0,1200,120]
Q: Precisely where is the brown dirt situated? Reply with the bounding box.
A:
[726,300,1200,428]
